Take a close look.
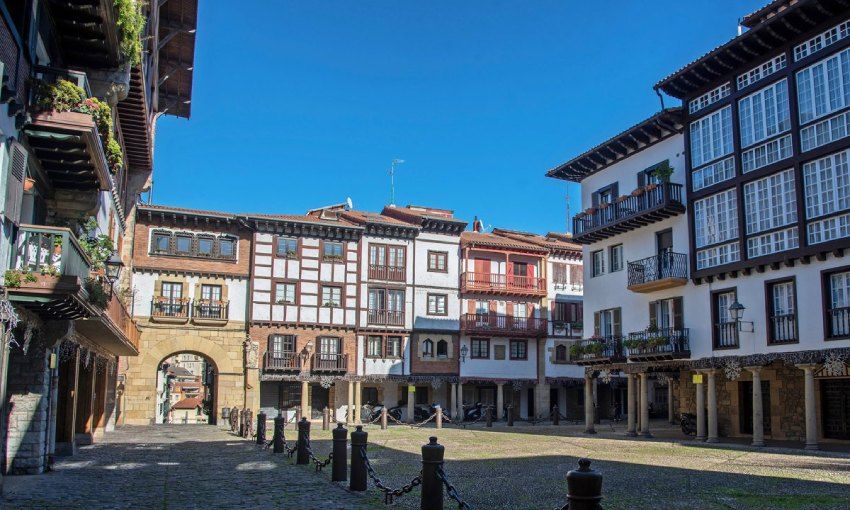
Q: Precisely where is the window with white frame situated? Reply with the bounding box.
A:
[738,79,791,148]
[694,188,739,248]
[744,168,797,234]
[828,270,850,337]
[737,54,787,89]
[321,286,342,307]
[747,227,799,258]
[768,280,796,343]
[609,244,623,272]
[696,242,740,270]
[807,212,850,245]
[427,294,447,315]
[741,134,793,173]
[693,157,735,191]
[591,250,604,277]
[690,106,733,169]
[803,149,850,220]
[274,282,297,305]
[801,110,850,152]
[688,83,731,114]
[797,47,850,124]
[794,19,850,61]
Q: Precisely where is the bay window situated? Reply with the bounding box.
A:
[690,106,733,169]
[738,79,791,148]
[796,47,850,125]
[804,149,850,244]
[695,189,740,269]
[743,169,798,257]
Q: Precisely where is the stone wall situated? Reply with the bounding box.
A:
[4,342,50,475]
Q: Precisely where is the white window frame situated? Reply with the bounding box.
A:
[794,19,850,61]
[796,47,850,125]
[803,148,850,220]
[694,188,739,248]
[738,78,791,148]
[690,106,734,169]
[743,168,797,235]
[737,54,787,90]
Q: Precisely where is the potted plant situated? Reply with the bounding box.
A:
[615,195,629,203]
[585,207,596,215]
[631,187,645,197]
[23,177,35,192]
[585,342,604,356]
[651,161,674,183]
[644,182,658,192]
[569,343,585,358]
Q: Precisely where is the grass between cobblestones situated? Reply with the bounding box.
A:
[306,422,850,510]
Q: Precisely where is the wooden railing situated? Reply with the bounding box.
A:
[460,272,546,294]
[263,352,301,371]
[627,252,688,286]
[367,309,405,326]
[106,292,140,351]
[152,298,190,318]
[311,353,348,372]
[625,328,690,358]
[14,225,92,280]
[572,182,684,239]
[715,322,739,348]
[194,300,229,320]
[828,306,850,338]
[460,313,547,336]
[368,264,405,282]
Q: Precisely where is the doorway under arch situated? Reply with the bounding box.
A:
[156,351,218,425]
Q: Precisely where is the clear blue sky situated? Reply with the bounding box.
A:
[151,0,765,234]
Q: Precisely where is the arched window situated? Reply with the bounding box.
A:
[555,344,567,362]
[423,339,434,357]
[436,339,448,357]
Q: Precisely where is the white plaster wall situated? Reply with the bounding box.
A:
[412,232,462,331]
[544,337,585,378]
[130,271,249,321]
[458,335,538,379]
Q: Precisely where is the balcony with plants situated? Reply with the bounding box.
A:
[570,335,625,366]
[624,325,690,361]
[460,272,547,296]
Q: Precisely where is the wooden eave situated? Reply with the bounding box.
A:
[157,0,198,119]
[45,0,121,69]
[571,202,686,245]
[116,65,152,172]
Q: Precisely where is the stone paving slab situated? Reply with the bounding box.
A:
[2,425,379,510]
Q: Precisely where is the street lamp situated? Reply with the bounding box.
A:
[105,252,124,283]
[460,344,469,363]
[729,300,754,332]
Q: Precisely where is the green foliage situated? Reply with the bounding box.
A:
[651,161,674,183]
[85,277,109,308]
[36,79,85,111]
[115,0,145,66]
[569,343,584,357]
[79,217,116,270]
[40,264,60,277]
[4,270,37,288]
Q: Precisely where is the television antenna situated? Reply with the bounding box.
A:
[389,159,405,206]
[345,197,354,210]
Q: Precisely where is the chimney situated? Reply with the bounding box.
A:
[473,216,482,232]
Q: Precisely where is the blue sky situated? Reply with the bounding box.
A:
[151,0,765,234]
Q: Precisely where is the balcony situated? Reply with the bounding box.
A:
[571,336,625,366]
[367,309,405,327]
[460,313,547,338]
[151,298,190,322]
[551,320,583,339]
[572,183,685,244]
[714,322,739,349]
[625,328,690,361]
[262,352,302,373]
[193,300,229,324]
[43,0,122,69]
[368,264,405,282]
[460,272,547,297]
[627,252,688,293]
[76,292,141,356]
[827,307,850,339]
[768,314,798,344]
[311,353,348,372]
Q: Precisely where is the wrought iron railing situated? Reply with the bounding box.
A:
[768,314,797,344]
[311,353,348,372]
[573,182,684,237]
[367,309,405,326]
[152,298,190,318]
[627,252,688,286]
[460,272,546,293]
[573,336,623,362]
[715,322,739,348]
[460,313,547,336]
[194,300,229,320]
[828,306,850,338]
[263,352,301,371]
[625,328,690,357]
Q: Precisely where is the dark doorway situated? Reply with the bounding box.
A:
[821,379,850,439]
[527,387,534,418]
[550,387,559,412]
[739,381,772,435]
[311,385,329,419]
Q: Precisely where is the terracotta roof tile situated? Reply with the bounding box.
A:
[172,397,203,410]
[461,231,548,253]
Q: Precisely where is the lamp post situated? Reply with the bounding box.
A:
[460,344,468,363]
[104,251,124,297]
[729,300,753,332]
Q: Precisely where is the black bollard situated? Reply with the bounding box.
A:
[322,407,330,430]
[507,406,514,427]
[486,406,493,427]
[296,417,310,465]
[420,437,445,510]
[350,425,368,491]
[380,407,387,430]
[256,411,267,444]
[273,413,285,453]
[553,405,560,426]
[332,423,348,482]
[564,458,603,510]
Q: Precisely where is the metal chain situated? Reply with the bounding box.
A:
[303,437,334,472]
[386,412,439,428]
[360,445,422,505]
[435,465,472,510]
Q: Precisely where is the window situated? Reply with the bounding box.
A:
[368,288,404,324]
[826,270,850,338]
[591,250,604,277]
[148,231,237,260]
[689,83,731,114]
[323,241,344,261]
[156,282,185,317]
[767,280,797,344]
[471,338,489,359]
[741,134,793,173]
[277,237,298,258]
[649,297,683,331]
[744,169,797,235]
[275,282,296,305]
[200,284,221,302]
[428,251,448,272]
[696,242,741,270]
[797,47,850,124]
[713,290,739,348]
[794,20,850,61]
[509,339,527,360]
[738,54,787,89]
[690,106,733,168]
[693,157,735,191]
[197,236,214,257]
[593,308,621,337]
[694,189,739,269]
[321,286,342,307]
[161,282,182,301]
[367,336,383,358]
[804,149,850,220]
[176,235,192,254]
[152,232,171,254]
[570,265,583,289]
[552,263,568,285]
[269,334,296,357]
[386,336,402,358]
[422,338,434,357]
[318,337,341,357]
[554,344,568,363]
[436,339,448,357]
[514,302,527,318]
[362,387,379,405]
[801,110,850,152]
[219,237,235,258]
[427,294,447,315]
[609,244,623,272]
[738,79,791,148]
[475,300,489,315]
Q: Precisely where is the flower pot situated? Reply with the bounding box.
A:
[23,178,35,192]
[631,188,644,197]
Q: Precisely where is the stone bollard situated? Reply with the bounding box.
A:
[256,411,267,444]
[435,405,442,430]
[553,405,560,426]
[296,417,310,465]
[564,458,603,510]
[273,413,286,453]
[243,409,253,438]
[507,406,514,427]
[486,406,493,427]
[380,407,388,430]
[295,406,302,424]
[322,407,330,431]
[332,423,348,482]
[420,437,445,510]
[350,425,368,491]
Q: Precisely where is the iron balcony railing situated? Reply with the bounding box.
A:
[194,300,229,320]
[367,309,405,326]
[625,328,690,358]
[368,264,405,282]
[460,272,547,294]
[14,225,92,280]
[573,336,624,363]
[460,313,548,336]
[152,298,190,319]
[768,313,797,344]
[828,306,850,338]
[263,352,301,372]
[311,353,348,372]
[551,320,583,338]
[627,252,688,286]
[715,322,739,349]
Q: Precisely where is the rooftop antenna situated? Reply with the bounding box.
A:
[565,191,571,234]
[345,197,354,211]
[389,159,405,206]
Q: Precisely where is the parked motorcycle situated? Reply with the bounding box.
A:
[463,402,484,421]
[680,412,697,436]
[361,403,402,423]
[430,402,450,421]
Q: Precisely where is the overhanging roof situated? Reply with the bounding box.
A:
[158,0,198,119]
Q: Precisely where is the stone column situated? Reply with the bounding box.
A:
[354,380,362,424]
[300,381,310,420]
[584,373,595,434]
[668,382,675,424]
[346,380,354,424]
[695,371,706,441]
[626,373,637,437]
[407,385,415,423]
[747,367,764,447]
[496,383,504,421]
[639,372,652,437]
[797,364,819,450]
[706,369,718,443]
[457,382,463,419]
[450,383,458,419]
[592,377,599,424]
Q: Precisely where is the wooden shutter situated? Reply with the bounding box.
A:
[649,301,657,328]
[638,171,646,188]
[467,299,476,315]
[4,142,26,225]
[673,297,684,330]
[612,308,622,336]
[611,183,619,198]
[593,311,600,336]
[591,192,599,207]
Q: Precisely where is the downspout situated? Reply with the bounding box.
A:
[654,87,666,111]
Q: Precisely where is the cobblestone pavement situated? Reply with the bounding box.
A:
[2,425,379,510]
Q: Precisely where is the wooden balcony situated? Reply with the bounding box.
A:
[77,291,141,356]
[460,313,547,338]
[460,272,547,297]
[625,328,690,362]
[43,0,122,68]
[572,183,685,244]
[367,309,405,327]
[368,264,405,282]
[627,252,688,293]
[262,352,301,372]
[311,353,348,373]
[571,336,625,366]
